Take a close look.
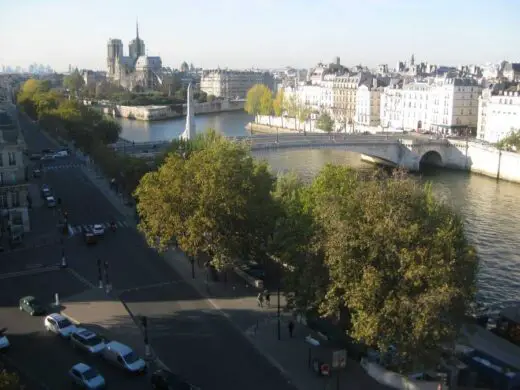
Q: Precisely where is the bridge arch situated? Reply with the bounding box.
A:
[419,150,443,169]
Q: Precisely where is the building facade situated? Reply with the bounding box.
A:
[381,85,405,129]
[355,82,383,128]
[0,110,29,235]
[477,86,520,143]
[401,82,431,131]
[332,73,372,124]
[200,70,274,99]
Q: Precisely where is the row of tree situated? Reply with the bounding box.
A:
[245,84,336,133]
[0,368,22,390]
[17,79,150,195]
[135,130,478,372]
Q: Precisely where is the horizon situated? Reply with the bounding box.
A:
[1,0,519,72]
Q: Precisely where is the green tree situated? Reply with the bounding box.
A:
[316,112,334,135]
[17,79,51,119]
[135,133,276,270]
[298,105,311,133]
[63,70,85,95]
[94,118,121,145]
[284,95,299,131]
[295,166,478,372]
[207,94,216,103]
[259,86,273,126]
[273,88,285,127]
[245,84,267,122]
[0,369,23,390]
[32,90,63,119]
[496,128,520,151]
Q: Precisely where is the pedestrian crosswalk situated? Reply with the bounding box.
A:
[68,220,130,236]
[43,163,84,171]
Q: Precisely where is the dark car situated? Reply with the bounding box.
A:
[41,148,53,154]
[29,153,42,161]
[32,168,42,178]
[19,296,46,316]
[151,369,199,390]
[41,184,51,199]
[241,262,265,280]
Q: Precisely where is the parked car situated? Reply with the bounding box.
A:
[92,224,105,236]
[70,328,106,354]
[29,153,42,161]
[41,184,51,198]
[32,168,42,178]
[0,328,10,351]
[44,313,77,338]
[41,148,53,154]
[46,196,57,208]
[151,369,200,390]
[41,154,55,161]
[53,150,69,158]
[19,296,46,316]
[84,229,97,245]
[69,363,105,389]
[102,341,146,374]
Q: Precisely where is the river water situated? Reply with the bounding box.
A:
[119,113,520,305]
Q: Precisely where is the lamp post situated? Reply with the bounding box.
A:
[141,316,151,361]
[97,258,103,289]
[104,260,111,293]
[277,285,281,341]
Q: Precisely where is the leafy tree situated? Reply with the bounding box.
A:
[284,95,299,131]
[259,86,274,126]
[273,88,285,127]
[496,128,520,151]
[316,112,334,135]
[298,105,311,133]
[294,166,478,372]
[0,369,23,390]
[32,90,62,118]
[17,79,51,119]
[93,118,121,145]
[135,132,276,270]
[207,94,216,103]
[245,84,265,122]
[63,70,85,94]
[174,87,187,101]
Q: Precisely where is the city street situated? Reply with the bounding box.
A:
[0,110,298,389]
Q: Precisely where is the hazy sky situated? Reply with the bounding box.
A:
[1,0,518,71]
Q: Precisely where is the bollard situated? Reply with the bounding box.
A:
[98,279,104,289]
[55,293,60,307]
[105,283,112,294]
[61,255,67,268]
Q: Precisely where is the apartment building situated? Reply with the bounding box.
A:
[477,85,520,143]
[332,73,372,123]
[381,85,405,129]
[355,81,383,127]
[200,70,274,99]
[0,109,30,235]
[401,82,431,131]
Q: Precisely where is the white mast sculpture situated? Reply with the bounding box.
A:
[180,83,196,141]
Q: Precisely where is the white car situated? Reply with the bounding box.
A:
[92,224,105,236]
[69,363,105,389]
[53,150,69,158]
[44,313,77,338]
[0,328,9,350]
[46,196,56,208]
[70,328,106,354]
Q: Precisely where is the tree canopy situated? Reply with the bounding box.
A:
[276,166,478,372]
[135,131,277,270]
[63,70,85,94]
[272,88,285,117]
[0,369,23,390]
[316,112,334,133]
[245,84,269,119]
[496,128,520,152]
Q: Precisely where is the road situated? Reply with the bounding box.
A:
[0,110,297,389]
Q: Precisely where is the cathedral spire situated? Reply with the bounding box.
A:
[136,18,139,40]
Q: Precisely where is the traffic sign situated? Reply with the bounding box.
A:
[332,349,347,369]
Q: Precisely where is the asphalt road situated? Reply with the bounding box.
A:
[2,110,298,390]
[0,270,149,390]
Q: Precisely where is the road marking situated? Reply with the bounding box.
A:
[67,268,96,289]
[119,280,186,293]
[25,263,43,269]
[0,266,60,280]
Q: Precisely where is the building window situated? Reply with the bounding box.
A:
[11,191,20,207]
[0,193,7,208]
[0,153,2,167]
[8,152,16,166]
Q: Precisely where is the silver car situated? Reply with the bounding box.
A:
[70,328,106,354]
[69,363,105,389]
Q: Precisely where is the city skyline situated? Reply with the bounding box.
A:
[1,0,519,72]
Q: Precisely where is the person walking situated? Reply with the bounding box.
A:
[264,290,271,308]
[288,320,295,338]
[257,292,264,308]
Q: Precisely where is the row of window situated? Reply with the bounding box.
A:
[0,190,21,208]
[0,152,17,167]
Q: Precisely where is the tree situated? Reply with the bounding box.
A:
[259,86,274,126]
[17,79,51,119]
[273,88,285,127]
[135,132,277,271]
[207,94,216,103]
[94,118,121,145]
[298,105,311,133]
[284,95,299,131]
[496,128,520,152]
[0,369,23,390]
[293,166,478,372]
[245,84,266,122]
[32,90,62,119]
[63,70,85,95]
[316,112,334,135]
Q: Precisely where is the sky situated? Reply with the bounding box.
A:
[0,0,519,72]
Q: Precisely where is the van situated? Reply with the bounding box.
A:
[101,341,146,374]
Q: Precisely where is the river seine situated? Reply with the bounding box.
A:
[119,112,520,305]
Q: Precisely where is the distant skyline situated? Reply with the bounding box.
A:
[1,0,519,72]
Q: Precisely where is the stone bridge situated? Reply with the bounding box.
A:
[112,133,471,172]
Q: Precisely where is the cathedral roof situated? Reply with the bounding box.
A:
[135,56,162,69]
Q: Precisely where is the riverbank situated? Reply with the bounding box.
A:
[247,122,303,135]
[89,99,245,121]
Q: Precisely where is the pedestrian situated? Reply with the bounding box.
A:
[257,292,264,308]
[264,290,271,307]
[288,320,295,338]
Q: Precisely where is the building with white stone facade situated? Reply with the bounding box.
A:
[380,77,481,135]
[200,70,274,100]
[355,81,383,128]
[477,85,520,143]
[332,73,372,124]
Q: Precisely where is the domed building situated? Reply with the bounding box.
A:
[106,22,164,91]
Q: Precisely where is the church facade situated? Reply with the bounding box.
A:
[106,22,164,91]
